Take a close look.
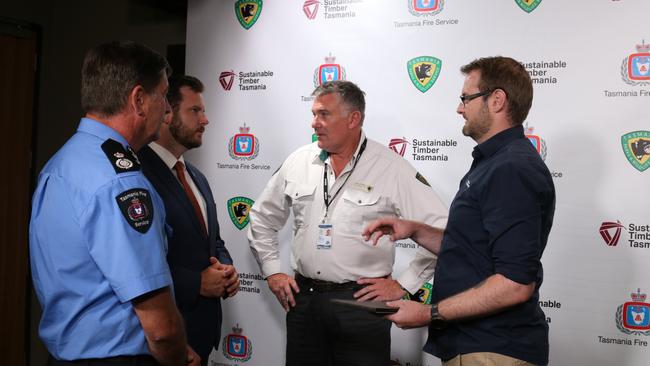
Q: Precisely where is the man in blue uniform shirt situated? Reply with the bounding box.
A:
[30,41,199,366]
[364,56,555,366]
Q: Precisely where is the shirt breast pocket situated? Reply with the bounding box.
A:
[339,190,395,235]
[284,181,316,229]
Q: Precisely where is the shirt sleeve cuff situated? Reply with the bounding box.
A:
[261,260,283,279]
[396,267,430,295]
[114,271,173,303]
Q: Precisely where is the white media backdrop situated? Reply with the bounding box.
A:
[183,1,650,365]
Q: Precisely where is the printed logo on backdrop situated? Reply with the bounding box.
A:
[303,0,319,19]
[219,71,236,91]
[395,0,458,28]
[621,40,650,86]
[616,289,650,336]
[600,221,626,246]
[302,0,363,20]
[228,125,259,160]
[598,219,650,249]
[621,131,650,172]
[407,56,442,93]
[313,53,347,87]
[402,282,432,304]
[222,324,253,361]
[539,298,561,324]
[408,0,444,16]
[218,69,273,91]
[524,124,547,160]
[227,196,254,230]
[235,0,262,30]
[390,136,457,162]
[523,60,566,85]
[389,137,410,157]
[515,0,542,13]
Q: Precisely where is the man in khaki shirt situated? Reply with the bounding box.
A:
[248,80,447,366]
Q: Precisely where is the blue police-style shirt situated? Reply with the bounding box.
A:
[424,126,555,366]
[29,118,173,360]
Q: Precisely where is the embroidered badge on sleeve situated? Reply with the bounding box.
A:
[116,188,154,233]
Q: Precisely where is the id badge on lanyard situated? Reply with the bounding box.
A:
[317,223,333,250]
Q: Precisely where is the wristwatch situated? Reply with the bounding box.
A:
[430,303,447,330]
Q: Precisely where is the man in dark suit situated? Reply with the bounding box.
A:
[139,75,239,365]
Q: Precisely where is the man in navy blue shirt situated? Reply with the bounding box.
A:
[364,56,555,366]
[30,41,200,366]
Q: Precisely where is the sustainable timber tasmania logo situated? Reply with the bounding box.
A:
[219,70,236,91]
[408,0,444,16]
[515,0,542,13]
[303,0,319,19]
[313,53,347,87]
[389,137,410,157]
[235,0,262,30]
[616,289,650,335]
[222,324,253,361]
[407,56,442,92]
[621,131,650,172]
[621,40,650,86]
[229,124,260,160]
[599,221,626,247]
[227,197,254,230]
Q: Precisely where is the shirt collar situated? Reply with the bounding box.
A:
[315,130,367,164]
[77,117,130,148]
[149,141,186,170]
[472,125,525,161]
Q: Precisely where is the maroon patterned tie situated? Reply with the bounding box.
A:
[174,161,207,237]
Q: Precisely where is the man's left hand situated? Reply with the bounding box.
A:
[385,300,431,329]
[353,277,406,302]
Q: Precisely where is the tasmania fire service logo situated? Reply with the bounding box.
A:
[219,70,236,91]
[515,0,542,13]
[621,131,650,172]
[616,289,650,335]
[235,0,263,30]
[303,0,319,19]
[407,56,442,93]
[227,197,254,230]
[525,124,547,161]
[408,0,444,16]
[313,53,347,87]
[222,324,253,361]
[229,124,260,160]
[621,40,650,86]
[599,221,626,247]
[389,137,410,157]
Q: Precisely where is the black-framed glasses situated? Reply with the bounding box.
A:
[459,89,494,106]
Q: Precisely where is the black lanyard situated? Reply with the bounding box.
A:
[323,138,367,218]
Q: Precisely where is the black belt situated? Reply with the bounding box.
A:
[295,273,362,292]
[48,355,158,366]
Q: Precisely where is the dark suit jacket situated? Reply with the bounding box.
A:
[139,145,233,360]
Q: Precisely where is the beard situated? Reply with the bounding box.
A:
[462,103,492,142]
[169,115,203,150]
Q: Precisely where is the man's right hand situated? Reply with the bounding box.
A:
[266,273,300,312]
[199,257,234,298]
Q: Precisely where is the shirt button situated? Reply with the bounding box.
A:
[358,200,362,204]
[317,271,321,274]
[295,193,298,197]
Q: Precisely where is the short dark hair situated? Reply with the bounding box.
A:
[81,40,171,117]
[312,80,366,123]
[167,75,205,110]
[460,56,533,126]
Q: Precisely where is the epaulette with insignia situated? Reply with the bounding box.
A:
[101,139,141,174]
[415,172,431,187]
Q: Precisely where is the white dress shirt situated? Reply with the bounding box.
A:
[148,142,208,230]
[247,132,448,293]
